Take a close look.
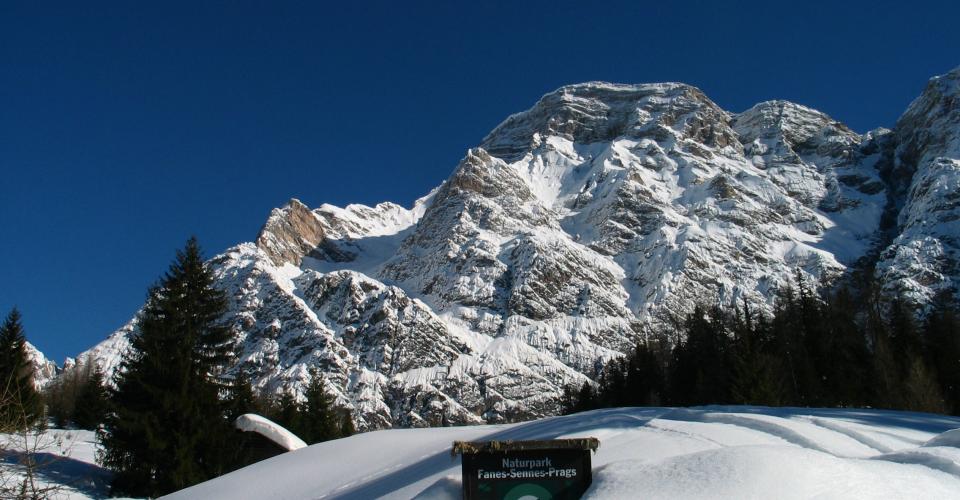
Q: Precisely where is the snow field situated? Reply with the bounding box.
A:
[164,406,960,499]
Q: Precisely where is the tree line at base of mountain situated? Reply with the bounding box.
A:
[563,272,960,416]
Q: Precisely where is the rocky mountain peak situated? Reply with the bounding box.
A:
[734,100,858,146]
[439,148,534,202]
[481,81,736,162]
[255,198,326,267]
[895,66,960,171]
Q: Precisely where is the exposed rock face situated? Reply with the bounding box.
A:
[481,83,738,161]
[877,68,960,304]
[256,199,328,266]
[74,68,960,430]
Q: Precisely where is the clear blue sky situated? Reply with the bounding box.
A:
[2,0,958,362]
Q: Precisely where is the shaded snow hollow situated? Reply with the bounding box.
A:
[164,407,960,500]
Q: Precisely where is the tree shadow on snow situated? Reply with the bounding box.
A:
[1,450,111,498]
[693,405,960,435]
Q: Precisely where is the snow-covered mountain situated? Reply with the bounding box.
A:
[75,67,960,430]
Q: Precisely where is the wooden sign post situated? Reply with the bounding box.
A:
[452,438,600,500]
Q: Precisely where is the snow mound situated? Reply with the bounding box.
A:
[234,413,307,451]
[164,407,960,500]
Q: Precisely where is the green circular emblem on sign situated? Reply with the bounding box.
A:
[504,483,553,500]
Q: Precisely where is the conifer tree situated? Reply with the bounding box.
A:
[925,292,960,414]
[730,302,783,406]
[300,370,338,443]
[272,390,303,437]
[818,286,871,407]
[624,342,665,406]
[670,305,731,405]
[225,370,260,421]
[0,308,40,428]
[888,295,922,371]
[598,358,628,407]
[560,384,580,415]
[769,282,820,406]
[72,365,109,430]
[574,381,597,413]
[98,237,237,497]
[339,409,356,438]
[902,356,946,413]
[221,371,263,470]
[870,325,904,409]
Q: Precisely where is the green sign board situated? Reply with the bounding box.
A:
[453,438,599,500]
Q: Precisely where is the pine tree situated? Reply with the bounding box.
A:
[0,308,40,428]
[224,370,260,422]
[98,237,237,497]
[339,409,356,438]
[769,282,819,406]
[730,302,784,406]
[301,370,338,443]
[818,286,871,408]
[888,295,922,372]
[574,381,597,413]
[72,365,109,430]
[860,279,903,409]
[560,384,580,415]
[669,305,731,405]
[902,356,946,413]
[924,291,960,414]
[271,390,304,437]
[624,342,665,406]
[870,325,904,409]
[598,358,628,407]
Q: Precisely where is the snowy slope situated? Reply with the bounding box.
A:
[164,406,960,499]
[72,68,960,430]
